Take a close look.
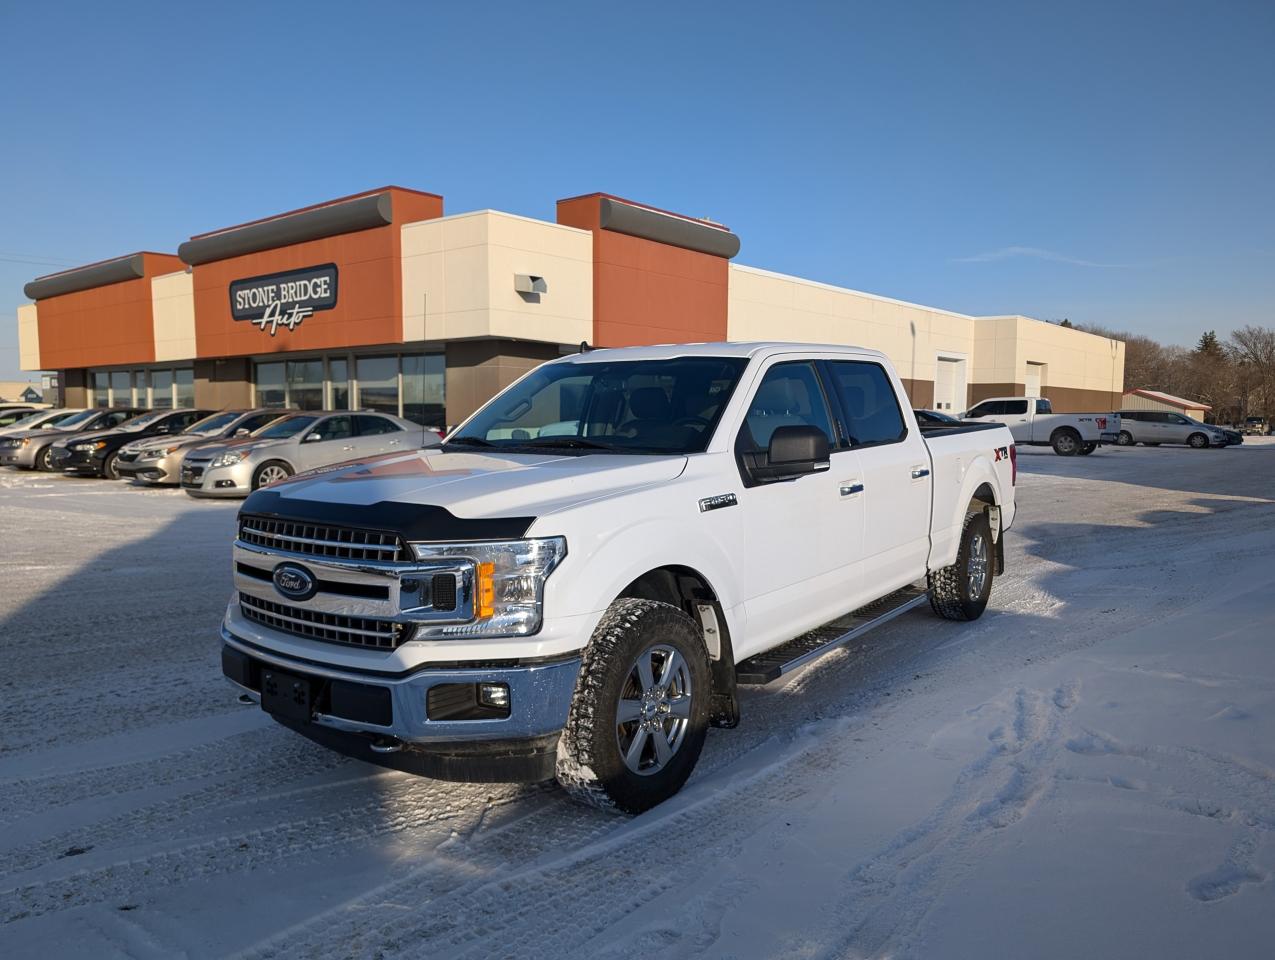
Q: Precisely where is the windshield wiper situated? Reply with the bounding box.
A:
[443,435,495,447]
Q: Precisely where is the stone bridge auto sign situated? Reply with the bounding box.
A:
[229,264,338,335]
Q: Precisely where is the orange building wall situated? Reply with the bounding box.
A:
[34,252,184,369]
[557,195,729,348]
[191,188,442,359]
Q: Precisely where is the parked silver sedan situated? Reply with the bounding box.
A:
[181,411,436,498]
[116,408,296,485]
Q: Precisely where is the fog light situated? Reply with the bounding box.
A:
[478,683,510,710]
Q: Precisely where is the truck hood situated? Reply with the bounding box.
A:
[257,448,688,520]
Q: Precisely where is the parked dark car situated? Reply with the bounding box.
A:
[1220,428,1244,446]
[913,409,963,427]
[0,407,146,471]
[52,408,212,479]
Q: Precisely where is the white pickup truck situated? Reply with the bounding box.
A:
[220,342,1017,812]
[962,396,1120,456]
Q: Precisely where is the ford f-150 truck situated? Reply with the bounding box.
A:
[961,396,1119,455]
[220,343,1017,812]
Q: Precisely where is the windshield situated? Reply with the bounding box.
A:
[11,409,71,429]
[448,357,749,454]
[254,415,317,439]
[118,411,168,432]
[53,409,99,429]
[187,411,241,436]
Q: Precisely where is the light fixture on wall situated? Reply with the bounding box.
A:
[514,274,547,295]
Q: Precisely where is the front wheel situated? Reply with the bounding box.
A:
[36,445,55,472]
[929,511,994,621]
[556,599,711,814]
[1116,431,1134,446]
[102,452,121,480]
[252,460,293,489]
[1187,432,1209,449]
[1051,428,1081,456]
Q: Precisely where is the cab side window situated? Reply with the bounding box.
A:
[240,413,279,433]
[310,416,354,441]
[738,361,834,450]
[826,360,907,447]
[355,415,401,436]
[1035,399,1051,414]
[968,401,1002,417]
[1005,400,1029,415]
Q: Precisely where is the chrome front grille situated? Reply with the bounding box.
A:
[239,593,410,650]
[238,515,407,562]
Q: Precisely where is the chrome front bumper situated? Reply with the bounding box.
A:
[221,624,581,745]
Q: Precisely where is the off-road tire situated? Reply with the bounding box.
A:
[36,444,55,472]
[929,511,994,621]
[556,598,711,814]
[1116,431,1134,446]
[1187,432,1209,449]
[1051,428,1081,456]
[102,452,121,480]
[252,460,293,490]
[1078,442,1097,455]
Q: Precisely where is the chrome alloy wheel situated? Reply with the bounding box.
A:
[615,644,693,776]
[257,464,290,486]
[967,532,989,598]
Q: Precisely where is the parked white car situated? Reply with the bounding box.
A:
[961,396,1119,455]
[182,411,436,497]
[219,342,1017,812]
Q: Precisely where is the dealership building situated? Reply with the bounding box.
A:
[16,186,1125,427]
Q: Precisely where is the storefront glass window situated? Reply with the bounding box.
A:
[402,354,445,427]
[175,368,194,408]
[255,362,286,408]
[110,371,131,406]
[357,356,399,416]
[287,360,324,410]
[151,369,173,409]
[329,359,350,410]
[93,371,109,407]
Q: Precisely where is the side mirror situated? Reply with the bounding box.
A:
[743,425,830,484]
[233,428,250,437]
[303,432,322,443]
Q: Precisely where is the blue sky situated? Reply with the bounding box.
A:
[2,0,1272,380]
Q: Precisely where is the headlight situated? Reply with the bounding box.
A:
[211,450,247,468]
[72,440,107,452]
[143,444,183,459]
[408,537,567,639]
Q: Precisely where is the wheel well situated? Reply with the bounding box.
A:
[1051,425,1081,440]
[969,482,997,512]
[968,483,1005,576]
[619,565,720,619]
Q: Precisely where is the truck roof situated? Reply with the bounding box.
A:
[554,341,888,364]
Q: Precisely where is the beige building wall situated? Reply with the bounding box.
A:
[151,270,197,363]
[977,315,1125,410]
[727,264,977,407]
[17,303,40,371]
[401,210,593,347]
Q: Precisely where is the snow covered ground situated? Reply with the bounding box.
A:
[1,440,1274,959]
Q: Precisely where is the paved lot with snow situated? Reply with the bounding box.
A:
[2,441,1274,959]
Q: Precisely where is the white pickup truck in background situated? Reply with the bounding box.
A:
[220,342,1017,812]
[962,396,1120,456]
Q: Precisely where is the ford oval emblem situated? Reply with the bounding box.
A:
[272,563,316,601]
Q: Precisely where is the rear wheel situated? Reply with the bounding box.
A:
[929,511,994,621]
[1078,442,1097,455]
[1116,431,1134,446]
[556,599,711,814]
[252,460,293,489]
[1051,428,1081,456]
[1187,432,1209,449]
